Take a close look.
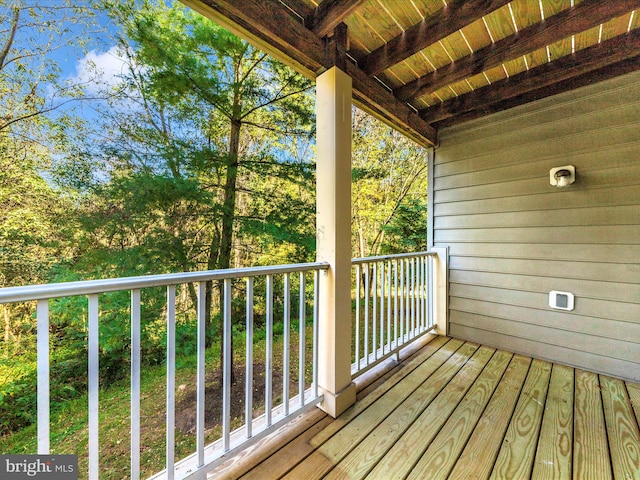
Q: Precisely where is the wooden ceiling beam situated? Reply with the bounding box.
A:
[420,29,640,125]
[183,0,326,77]
[185,0,438,147]
[307,0,367,38]
[280,0,315,20]
[360,0,511,76]
[345,61,437,148]
[434,55,640,129]
[395,0,640,102]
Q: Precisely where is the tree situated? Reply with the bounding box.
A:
[0,1,102,134]
[113,0,315,273]
[0,0,100,354]
[0,2,107,428]
[59,0,316,378]
[351,108,428,257]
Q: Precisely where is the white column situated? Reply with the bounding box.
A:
[316,66,356,417]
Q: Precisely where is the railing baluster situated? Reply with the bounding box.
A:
[379,261,385,356]
[283,273,291,416]
[416,257,421,332]
[422,256,427,330]
[411,258,416,336]
[428,255,433,329]
[196,282,206,464]
[36,299,50,455]
[265,275,273,427]
[364,264,370,366]
[88,294,99,480]
[405,259,410,341]
[399,259,404,345]
[418,258,422,332]
[166,285,176,480]
[372,262,378,361]
[393,260,398,353]
[407,259,412,337]
[298,272,306,407]
[386,260,391,355]
[355,264,361,370]
[131,289,141,480]
[313,270,319,399]
[246,277,254,438]
[418,258,422,331]
[223,279,232,450]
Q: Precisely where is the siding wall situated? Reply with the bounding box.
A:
[433,70,640,382]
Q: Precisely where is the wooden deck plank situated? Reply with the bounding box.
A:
[345,345,496,480]
[448,354,531,480]
[573,370,612,480]
[600,375,640,480]
[281,338,470,479]
[489,358,552,479]
[628,382,640,427]
[239,415,334,480]
[403,349,513,480]
[310,335,453,446]
[354,335,444,400]
[205,336,640,480]
[531,364,574,479]
[320,342,484,480]
[207,408,327,480]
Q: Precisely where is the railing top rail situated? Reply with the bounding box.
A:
[351,251,436,265]
[0,261,330,304]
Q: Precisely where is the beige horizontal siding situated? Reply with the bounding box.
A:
[434,164,640,203]
[450,324,640,383]
[436,205,640,229]
[450,310,640,363]
[436,226,640,245]
[445,243,640,264]
[435,184,640,216]
[450,270,640,304]
[434,70,640,382]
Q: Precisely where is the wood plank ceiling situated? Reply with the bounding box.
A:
[183,0,640,148]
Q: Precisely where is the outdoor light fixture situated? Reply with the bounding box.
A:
[550,165,576,187]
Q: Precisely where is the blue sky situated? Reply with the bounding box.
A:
[61,7,128,92]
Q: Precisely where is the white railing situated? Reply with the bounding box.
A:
[351,252,437,377]
[0,262,328,480]
[0,252,444,479]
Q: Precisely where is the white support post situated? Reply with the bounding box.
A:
[431,247,449,337]
[316,66,356,418]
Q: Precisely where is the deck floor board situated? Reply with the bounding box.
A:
[490,358,552,479]
[210,336,640,480]
[531,364,574,480]
[405,349,512,480]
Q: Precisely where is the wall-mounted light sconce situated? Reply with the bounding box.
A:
[550,165,576,188]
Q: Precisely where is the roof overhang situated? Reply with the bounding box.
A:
[180,0,640,148]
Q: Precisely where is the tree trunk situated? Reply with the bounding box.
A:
[204,228,221,349]
[219,119,241,272]
[216,117,242,383]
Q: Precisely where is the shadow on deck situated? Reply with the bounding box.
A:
[208,335,640,479]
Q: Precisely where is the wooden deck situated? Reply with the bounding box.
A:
[210,336,640,479]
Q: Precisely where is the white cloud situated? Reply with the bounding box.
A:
[71,46,131,94]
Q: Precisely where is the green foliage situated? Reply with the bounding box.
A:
[0,1,100,136]
[351,108,428,257]
[0,0,429,444]
[381,197,427,253]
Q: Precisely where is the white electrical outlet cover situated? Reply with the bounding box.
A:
[549,291,574,311]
